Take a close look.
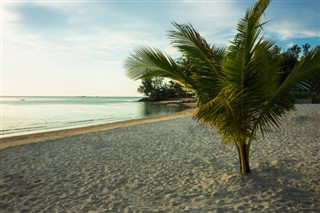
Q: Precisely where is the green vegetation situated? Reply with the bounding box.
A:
[138,43,320,102]
[275,44,320,100]
[124,0,320,175]
[137,77,189,100]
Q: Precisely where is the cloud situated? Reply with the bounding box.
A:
[2,0,319,96]
[286,42,295,48]
[265,1,320,41]
[1,2,162,96]
[167,1,246,45]
[267,21,320,40]
[2,33,140,96]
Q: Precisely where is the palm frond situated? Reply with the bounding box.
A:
[125,22,226,106]
[224,0,271,87]
[124,46,222,105]
[194,85,247,144]
[168,22,224,77]
[211,44,227,63]
[125,46,181,80]
[251,48,320,138]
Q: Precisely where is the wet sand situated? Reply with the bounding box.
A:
[0,104,319,212]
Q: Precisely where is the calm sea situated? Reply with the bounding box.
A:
[1,96,187,137]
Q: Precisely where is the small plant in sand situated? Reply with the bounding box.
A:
[124,0,320,175]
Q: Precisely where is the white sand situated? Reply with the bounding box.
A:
[0,104,319,212]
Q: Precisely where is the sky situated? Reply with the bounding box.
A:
[1,0,320,97]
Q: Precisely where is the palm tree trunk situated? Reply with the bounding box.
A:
[236,143,251,175]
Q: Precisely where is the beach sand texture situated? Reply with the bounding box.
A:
[0,104,319,212]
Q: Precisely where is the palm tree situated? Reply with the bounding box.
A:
[124,0,320,175]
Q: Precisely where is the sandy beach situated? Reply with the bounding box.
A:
[0,104,319,212]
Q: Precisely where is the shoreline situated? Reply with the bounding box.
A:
[1,104,318,150]
[1,103,319,150]
[0,108,195,150]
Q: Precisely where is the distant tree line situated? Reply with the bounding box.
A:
[276,43,320,101]
[137,77,190,100]
[138,43,320,102]
[277,43,316,81]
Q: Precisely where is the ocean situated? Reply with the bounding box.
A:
[1,96,187,137]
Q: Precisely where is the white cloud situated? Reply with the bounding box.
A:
[0,1,247,96]
[1,2,148,96]
[2,35,141,96]
[177,1,242,28]
[165,1,246,46]
[267,21,320,40]
[2,0,319,96]
[287,42,295,48]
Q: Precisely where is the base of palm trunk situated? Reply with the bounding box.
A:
[237,144,251,175]
[240,159,251,175]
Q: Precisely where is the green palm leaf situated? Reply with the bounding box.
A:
[125,25,225,106]
[125,46,181,80]
[168,22,223,77]
[251,49,320,138]
[195,85,246,145]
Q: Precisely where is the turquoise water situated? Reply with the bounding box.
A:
[1,96,187,137]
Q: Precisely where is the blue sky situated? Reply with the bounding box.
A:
[2,0,320,96]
